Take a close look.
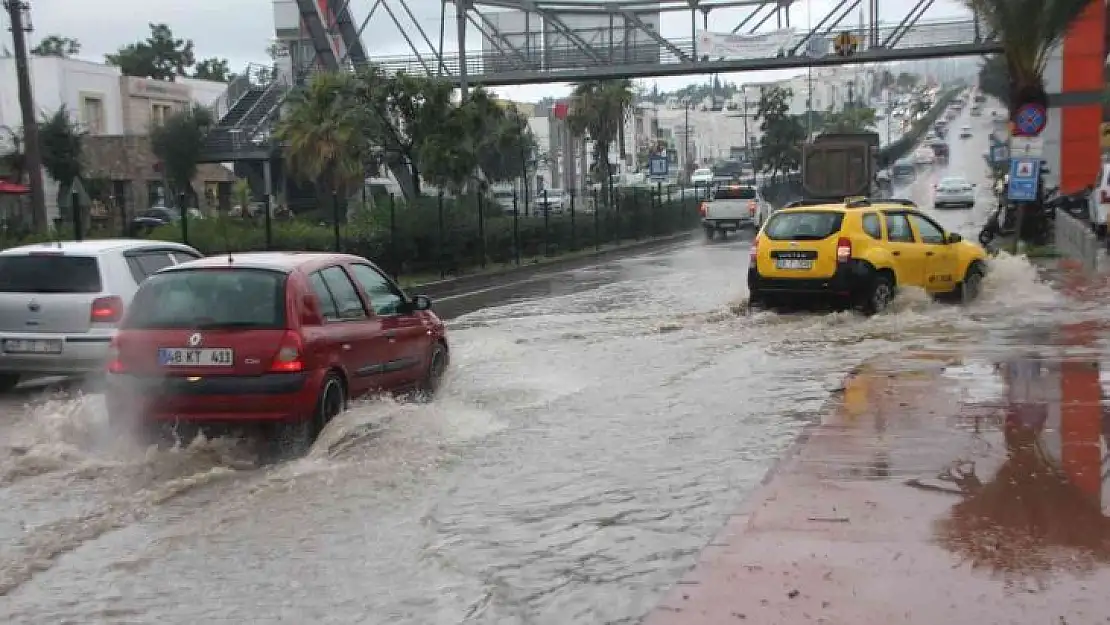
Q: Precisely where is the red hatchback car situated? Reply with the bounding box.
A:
[104,252,449,457]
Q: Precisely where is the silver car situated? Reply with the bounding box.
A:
[933,177,977,209]
[0,239,202,391]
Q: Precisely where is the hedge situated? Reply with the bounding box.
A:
[85,186,705,280]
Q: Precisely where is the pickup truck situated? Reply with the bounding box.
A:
[699,185,771,239]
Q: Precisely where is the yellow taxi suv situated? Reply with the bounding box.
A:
[747,198,988,315]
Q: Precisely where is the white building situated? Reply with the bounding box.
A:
[0,56,230,222]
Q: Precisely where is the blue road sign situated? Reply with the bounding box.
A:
[1014,103,1047,137]
[1007,157,1041,202]
[649,154,668,178]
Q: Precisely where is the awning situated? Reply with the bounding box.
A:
[0,180,29,194]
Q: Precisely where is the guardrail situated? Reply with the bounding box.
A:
[1054,209,1100,272]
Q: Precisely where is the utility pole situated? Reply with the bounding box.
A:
[4,0,45,231]
[683,101,690,182]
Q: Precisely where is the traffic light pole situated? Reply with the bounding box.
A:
[4,0,46,232]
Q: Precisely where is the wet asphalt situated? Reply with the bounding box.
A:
[3,104,1104,625]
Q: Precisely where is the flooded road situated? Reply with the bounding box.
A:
[1,106,1100,624]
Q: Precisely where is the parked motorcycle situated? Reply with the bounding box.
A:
[979,185,1091,247]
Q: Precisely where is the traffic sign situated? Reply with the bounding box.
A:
[1010,136,1043,157]
[990,143,1010,163]
[1007,157,1041,202]
[833,31,859,57]
[649,154,669,178]
[1013,103,1047,137]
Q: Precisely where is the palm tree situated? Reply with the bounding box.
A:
[964,0,1092,116]
[567,79,633,205]
[274,71,367,207]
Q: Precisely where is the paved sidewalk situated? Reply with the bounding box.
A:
[641,346,1110,625]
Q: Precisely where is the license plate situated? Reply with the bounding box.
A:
[775,259,813,270]
[158,347,234,366]
[2,339,63,354]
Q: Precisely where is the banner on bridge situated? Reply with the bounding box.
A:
[695,28,800,60]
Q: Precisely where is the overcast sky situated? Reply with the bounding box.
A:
[13,0,972,100]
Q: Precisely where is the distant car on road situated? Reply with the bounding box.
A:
[913,147,935,165]
[959,125,973,139]
[532,189,567,214]
[699,184,771,239]
[891,159,916,182]
[690,168,714,187]
[105,252,449,458]
[129,206,204,236]
[933,176,977,209]
[0,239,202,392]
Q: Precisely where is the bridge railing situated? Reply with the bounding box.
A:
[366,18,989,79]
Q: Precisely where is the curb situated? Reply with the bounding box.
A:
[411,229,697,299]
[637,363,866,623]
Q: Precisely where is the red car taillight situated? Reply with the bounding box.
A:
[747,200,757,216]
[269,331,305,373]
[698,202,708,217]
[106,337,125,374]
[836,237,852,263]
[90,296,123,323]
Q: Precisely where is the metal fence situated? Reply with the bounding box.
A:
[1054,209,1101,272]
[30,185,710,283]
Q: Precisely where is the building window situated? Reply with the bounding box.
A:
[81,96,104,134]
[151,103,174,128]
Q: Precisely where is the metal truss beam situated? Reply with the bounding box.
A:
[442,40,1002,86]
[468,11,532,69]
[293,0,340,70]
[883,0,936,49]
[520,2,605,63]
[472,8,535,68]
[332,0,369,65]
[621,9,692,62]
[730,3,772,34]
[378,0,436,74]
[461,0,771,13]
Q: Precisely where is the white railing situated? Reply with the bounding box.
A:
[1054,209,1100,272]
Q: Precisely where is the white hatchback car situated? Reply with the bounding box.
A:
[933,177,976,208]
[0,239,202,391]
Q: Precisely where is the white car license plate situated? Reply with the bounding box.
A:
[775,258,813,270]
[2,339,63,354]
[159,347,234,366]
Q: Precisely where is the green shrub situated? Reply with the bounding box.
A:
[136,189,702,277]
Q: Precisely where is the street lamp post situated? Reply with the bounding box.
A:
[3,0,46,231]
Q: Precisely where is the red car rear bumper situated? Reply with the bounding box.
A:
[105,370,324,423]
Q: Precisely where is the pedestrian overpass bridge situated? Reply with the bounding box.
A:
[281,0,1000,87]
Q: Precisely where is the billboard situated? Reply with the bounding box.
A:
[543,11,662,71]
[480,11,544,76]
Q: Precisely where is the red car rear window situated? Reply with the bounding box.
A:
[123,268,287,330]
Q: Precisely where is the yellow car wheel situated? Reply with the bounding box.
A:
[959,263,985,304]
